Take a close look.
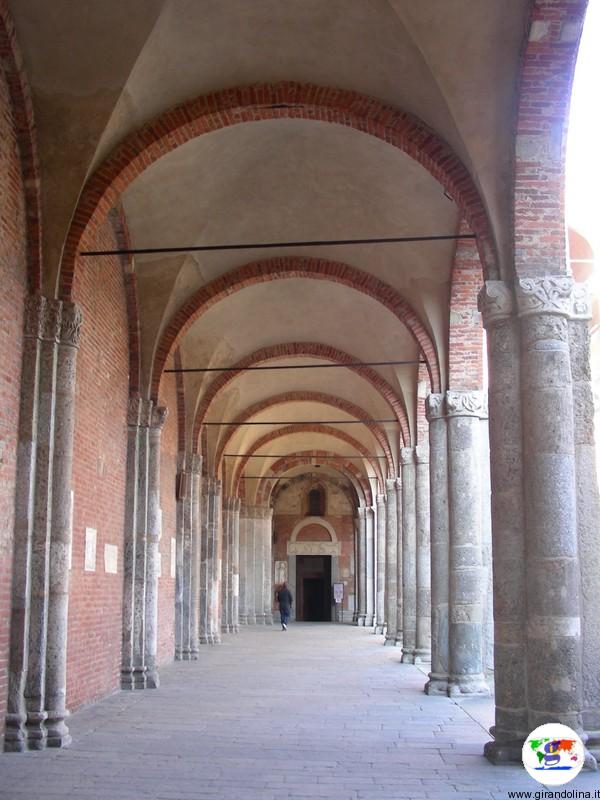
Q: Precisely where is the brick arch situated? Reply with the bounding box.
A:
[192,342,410,448]
[58,81,497,300]
[153,257,438,400]
[514,0,588,278]
[0,2,41,293]
[231,424,385,496]
[213,391,396,475]
[255,451,373,507]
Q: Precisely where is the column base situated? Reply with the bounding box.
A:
[264,613,274,625]
[374,623,385,635]
[199,634,212,645]
[384,634,397,646]
[4,713,27,752]
[424,674,449,695]
[221,624,231,634]
[357,614,366,627]
[25,711,48,750]
[448,675,489,698]
[238,615,248,625]
[121,666,147,690]
[483,737,524,765]
[401,648,416,664]
[45,710,72,749]
[394,635,403,647]
[145,668,160,689]
[364,613,375,627]
[211,634,222,644]
[190,648,200,660]
[246,614,256,625]
[413,648,431,664]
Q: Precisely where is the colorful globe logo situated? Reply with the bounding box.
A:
[522,723,585,786]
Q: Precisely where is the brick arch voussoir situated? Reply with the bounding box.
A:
[232,425,385,497]
[153,257,439,400]
[255,450,372,507]
[58,82,497,301]
[192,342,410,447]
[214,391,395,475]
[0,1,42,294]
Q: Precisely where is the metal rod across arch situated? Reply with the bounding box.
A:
[203,419,398,426]
[224,453,387,460]
[165,359,424,374]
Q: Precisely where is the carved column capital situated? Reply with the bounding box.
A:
[445,390,488,419]
[571,282,592,321]
[190,454,203,474]
[376,493,386,507]
[42,299,63,342]
[59,302,83,348]
[357,506,367,520]
[150,405,168,430]
[415,445,429,464]
[515,276,574,318]
[425,393,445,422]
[24,294,47,339]
[385,478,397,496]
[477,280,515,328]
[127,396,142,427]
[400,447,415,466]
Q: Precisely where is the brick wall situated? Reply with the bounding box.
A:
[0,52,27,747]
[67,218,129,711]
[157,371,177,665]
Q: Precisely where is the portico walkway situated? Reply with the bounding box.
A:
[1,625,598,799]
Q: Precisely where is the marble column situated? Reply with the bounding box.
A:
[517,277,583,733]
[414,445,431,663]
[263,508,274,625]
[446,390,489,697]
[207,479,222,644]
[401,448,417,663]
[45,302,83,747]
[356,508,367,626]
[238,508,249,625]
[245,507,257,625]
[365,506,375,627]
[6,296,46,752]
[189,455,202,658]
[374,494,386,635]
[145,405,167,688]
[199,486,211,644]
[394,477,402,646]
[221,498,232,634]
[384,481,398,645]
[478,281,528,762]
[231,498,241,632]
[174,453,187,660]
[424,394,450,695]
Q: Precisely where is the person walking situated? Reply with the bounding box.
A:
[276,582,293,630]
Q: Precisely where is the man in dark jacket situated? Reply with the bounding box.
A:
[276,582,293,630]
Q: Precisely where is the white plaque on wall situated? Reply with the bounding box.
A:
[274,560,287,585]
[170,537,176,578]
[287,541,341,556]
[104,544,118,574]
[84,527,97,572]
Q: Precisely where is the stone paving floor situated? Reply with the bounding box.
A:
[1,624,600,800]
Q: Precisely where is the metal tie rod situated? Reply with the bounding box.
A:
[203,419,398,426]
[80,233,476,257]
[166,359,423,374]
[224,453,387,459]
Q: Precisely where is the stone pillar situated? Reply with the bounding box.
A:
[45,302,82,747]
[207,479,222,644]
[414,445,431,663]
[374,494,386,634]
[238,508,249,625]
[365,506,375,627]
[401,448,417,663]
[231,498,241,632]
[446,390,489,697]
[174,453,186,660]
[263,509,274,625]
[189,455,202,658]
[199,485,210,644]
[356,508,367,626]
[478,282,528,762]
[517,277,583,732]
[245,507,257,625]
[424,394,450,695]
[394,477,402,645]
[384,481,398,645]
[144,405,167,688]
[221,498,232,634]
[6,297,46,752]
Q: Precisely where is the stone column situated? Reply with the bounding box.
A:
[189,455,202,658]
[356,508,367,626]
[569,294,600,753]
[145,405,167,688]
[6,297,48,751]
[374,494,386,634]
[384,481,398,645]
[478,281,528,762]
[238,508,249,625]
[517,277,583,732]
[254,508,266,624]
[45,302,83,747]
[394,477,402,645]
[231,498,241,632]
[414,444,431,663]
[221,498,232,634]
[263,508,274,625]
[245,507,257,625]
[207,479,222,644]
[446,390,489,697]
[365,507,375,627]
[401,448,417,663]
[424,394,450,695]
[174,453,186,660]
[25,299,61,749]
[199,485,210,644]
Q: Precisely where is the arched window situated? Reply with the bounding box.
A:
[307,485,325,516]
